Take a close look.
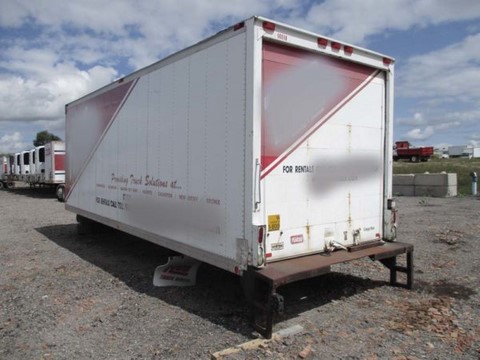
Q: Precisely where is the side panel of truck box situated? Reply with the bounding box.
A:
[66,29,250,273]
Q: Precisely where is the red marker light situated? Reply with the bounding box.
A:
[331,41,341,50]
[262,21,276,32]
[383,57,392,65]
[344,45,353,54]
[233,22,244,31]
[317,37,328,47]
[258,226,264,243]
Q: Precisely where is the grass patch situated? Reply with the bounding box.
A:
[393,158,480,195]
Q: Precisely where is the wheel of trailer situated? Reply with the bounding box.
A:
[0,181,4,190]
[411,156,418,163]
[56,184,65,202]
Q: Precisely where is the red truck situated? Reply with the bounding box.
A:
[393,141,434,162]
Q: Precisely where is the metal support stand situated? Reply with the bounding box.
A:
[376,251,413,289]
[245,242,414,339]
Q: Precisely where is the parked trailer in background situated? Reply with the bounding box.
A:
[20,150,30,180]
[0,156,8,189]
[29,148,36,177]
[35,146,45,182]
[14,153,20,176]
[43,141,66,200]
[0,141,65,200]
[1,156,7,175]
[0,155,14,189]
[8,154,15,175]
[65,16,413,338]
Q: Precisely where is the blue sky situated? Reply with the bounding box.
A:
[1,0,480,153]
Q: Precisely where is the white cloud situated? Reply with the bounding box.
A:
[398,112,425,126]
[404,119,462,141]
[469,134,480,147]
[433,142,452,151]
[303,0,480,43]
[399,108,479,144]
[397,33,480,102]
[1,0,480,141]
[0,40,118,124]
[407,126,435,141]
[0,132,29,153]
[0,0,300,128]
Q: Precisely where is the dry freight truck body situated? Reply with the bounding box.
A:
[65,16,413,337]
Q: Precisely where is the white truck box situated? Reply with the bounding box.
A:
[1,156,7,177]
[66,17,397,276]
[448,145,466,157]
[14,153,20,176]
[473,147,480,158]
[20,151,30,177]
[65,16,410,338]
[35,146,45,175]
[29,148,36,176]
[43,141,65,184]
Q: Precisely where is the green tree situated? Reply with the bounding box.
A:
[33,131,62,147]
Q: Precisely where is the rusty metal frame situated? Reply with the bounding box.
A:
[245,241,413,338]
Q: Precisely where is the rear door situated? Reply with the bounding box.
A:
[260,41,386,261]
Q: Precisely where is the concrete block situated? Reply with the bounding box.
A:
[393,185,415,196]
[446,185,457,197]
[414,185,457,197]
[414,173,457,186]
[393,174,415,186]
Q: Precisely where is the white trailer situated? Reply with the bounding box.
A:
[29,148,36,177]
[39,141,66,200]
[0,156,7,189]
[0,156,7,178]
[0,142,65,198]
[19,150,30,180]
[14,153,21,176]
[65,16,413,337]
[35,146,45,180]
[0,155,14,189]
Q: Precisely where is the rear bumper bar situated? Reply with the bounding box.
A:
[245,241,414,338]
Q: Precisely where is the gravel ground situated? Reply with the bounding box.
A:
[1,187,479,359]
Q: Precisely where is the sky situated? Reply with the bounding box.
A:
[1,0,480,153]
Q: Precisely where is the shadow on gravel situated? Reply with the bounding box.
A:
[416,279,476,300]
[36,224,390,337]
[3,186,58,199]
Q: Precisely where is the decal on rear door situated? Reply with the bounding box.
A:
[261,41,379,178]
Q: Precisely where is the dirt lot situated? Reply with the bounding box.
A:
[1,187,479,359]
